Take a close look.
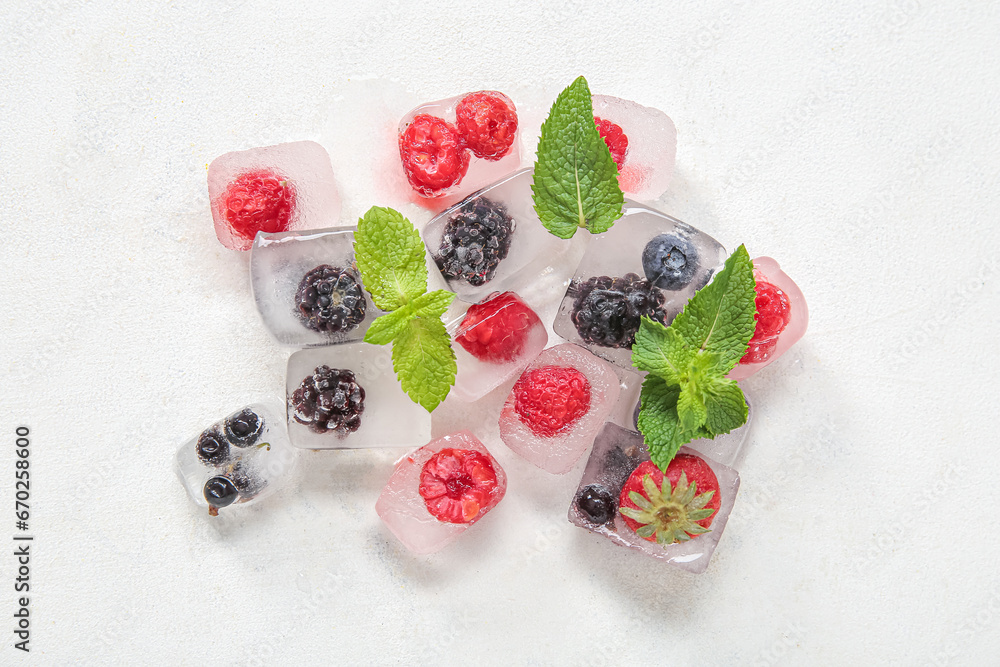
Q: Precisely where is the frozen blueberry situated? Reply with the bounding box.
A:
[196,430,229,467]
[576,484,616,525]
[641,234,698,290]
[203,476,239,509]
[224,409,264,447]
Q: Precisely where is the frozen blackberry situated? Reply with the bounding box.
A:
[196,430,229,467]
[230,463,268,499]
[570,274,667,348]
[291,365,365,435]
[224,408,264,447]
[203,476,238,513]
[435,197,515,286]
[576,484,617,525]
[295,265,367,334]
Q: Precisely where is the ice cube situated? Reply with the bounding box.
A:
[207,141,341,251]
[448,291,548,402]
[499,344,621,474]
[397,91,522,206]
[728,257,808,380]
[553,201,726,369]
[568,422,739,573]
[592,95,677,200]
[174,403,297,516]
[285,342,431,449]
[424,169,584,303]
[250,227,381,348]
[375,430,507,554]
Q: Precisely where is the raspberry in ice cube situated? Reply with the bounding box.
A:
[375,431,507,555]
[499,344,620,474]
[591,95,677,200]
[208,141,341,251]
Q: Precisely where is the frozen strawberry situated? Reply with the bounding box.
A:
[455,292,542,363]
[514,366,592,438]
[221,169,296,242]
[455,91,519,160]
[618,457,720,545]
[418,448,501,524]
[740,274,792,364]
[594,116,628,170]
[398,114,470,196]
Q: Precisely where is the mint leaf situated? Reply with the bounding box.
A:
[531,76,624,239]
[364,290,456,346]
[354,206,428,311]
[703,377,749,435]
[638,375,712,471]
[391,316,457,412]
[632,318,696,385]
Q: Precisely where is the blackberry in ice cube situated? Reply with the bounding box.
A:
[641,234,698,291]
[435,197,515,287]
[576,484,616,525]
[294,265,367,334]
[570,274,667,348]
[196,430,230,467]
[290,366,365,435]
[224,408,264,448]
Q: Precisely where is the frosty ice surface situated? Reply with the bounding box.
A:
[449,291,548,402]
[376,431,507,555]
[592,95,677,200]
[207,141,341,251]
[553,202,726,369]
[250,227,380,348]
[499,344,620,474]
[285,343,431,450]
[174,403,297,516]
[568,422,739,573]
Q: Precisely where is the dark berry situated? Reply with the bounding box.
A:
[295,265,367,334]
[435,197,515,287]
[455,91,518,160]
[594,117,628,170]
[577,484,617,525]
[223,408,264,448]
[203,476,238,508]
[230,463,268,499]
[399,114,470,196]
[291,366,366,435]
[570,274,667,348]
[196,430,229,467]
[641,234,699,291]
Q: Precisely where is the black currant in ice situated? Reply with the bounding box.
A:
[230,463,268,499]
[224,408,264,448]
[569,273,667,349]
[641,233,699,291]
[576,485,616,525]
[291,366,365,435]
[295,265,368,334]
[435,196,515,286]
[196,430,230,467]
[204,476,238,510]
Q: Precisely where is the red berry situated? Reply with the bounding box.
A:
[221,169,296,242]
[740,275,792,364]
[399,114,470,196]
[418,448,501,524]
[619,457,721,544]
[455,292,541,363]
[455,91,518,160]
[514,366,591,438]
[594,116,628,170]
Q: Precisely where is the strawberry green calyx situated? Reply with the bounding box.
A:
[619,471,716,545]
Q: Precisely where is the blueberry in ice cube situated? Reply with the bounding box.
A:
[224,409,264,448]
[641,233,698,290]
[576,484,616,525]
[203,476,239,509]
[196,430,230,466]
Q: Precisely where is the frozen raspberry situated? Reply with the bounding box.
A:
[570,274,668,349]
[455,91,518,160]
[594,117,628,170]
[221,169,296,243]
[290,366,365,435]
[399,114,470,196]
[435,197,515,286]
[455,292,541,363]
[514,366,592,438]
[418,448,501,524]
[294,265,367,334]
[740,276,791,364]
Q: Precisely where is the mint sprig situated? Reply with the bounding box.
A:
[354,206,456,412]
[633,245,757,471]
[531,76,625,239]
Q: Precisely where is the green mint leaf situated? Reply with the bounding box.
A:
[391,316,457,412]
[407,289,455,320]
[531,76,625,239]
[364,290,456,346]
[637,375,712,472]
[353,206,428,311]
[676,382,708,432]
[703,376,749,436]
[632,317,695,385]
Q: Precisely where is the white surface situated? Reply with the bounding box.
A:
[1,1,999,664]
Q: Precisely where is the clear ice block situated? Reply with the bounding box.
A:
[449,291,548,402]
[207,141,341,251]
[568,422,739,573]
[397,91,522,206]
[174,403,297,516]
[592,95,677,200]
[499,344,621,474]
[728,257,808,381]
[285,343,431,449]
[375,431,507,555]
[553,202,727,369]
[423,169,580,303]
[250,227,381,348]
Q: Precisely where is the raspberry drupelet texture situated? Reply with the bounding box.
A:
[455,292,541,363]
[513,365,592,437]
[418,448,501,524]
[594,117,628,170]
[455,91,519,160]
[741,275,792,364]
[221,169,296,242]
[399,114,470,196]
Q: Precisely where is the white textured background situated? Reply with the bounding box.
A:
[2,1,999,665]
